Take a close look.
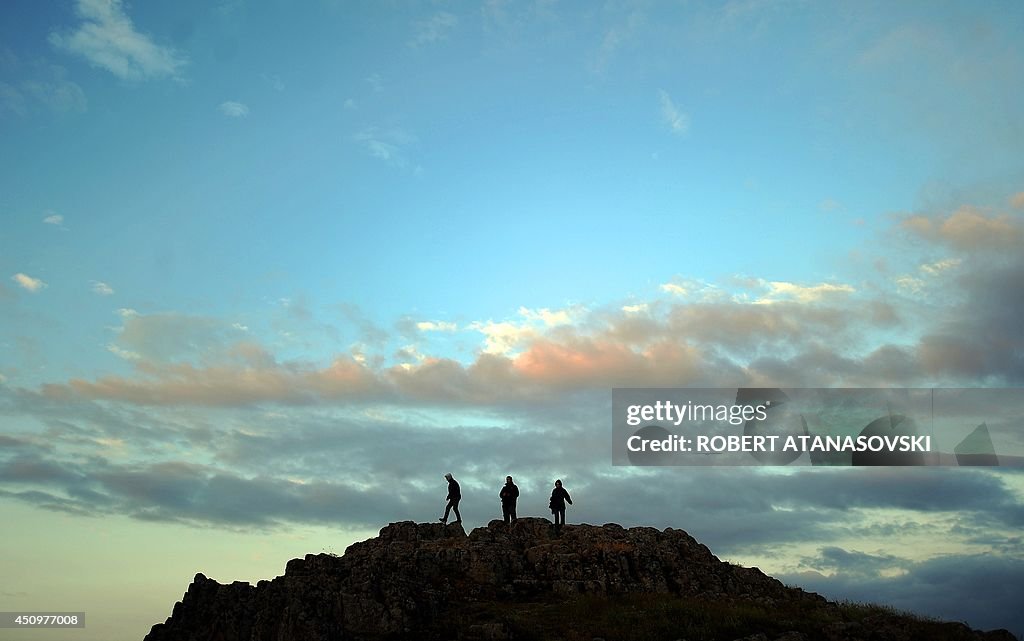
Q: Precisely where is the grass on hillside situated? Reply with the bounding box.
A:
[444,593,993,641]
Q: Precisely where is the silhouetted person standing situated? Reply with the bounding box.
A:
[440,473,461,524]
[499,475,519,525]
[549,479,572,528]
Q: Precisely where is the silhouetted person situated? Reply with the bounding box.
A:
[499,475,519,525]
[440,472,461,524]
[549,479,572,528]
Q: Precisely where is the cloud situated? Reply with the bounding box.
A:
[5,392,1020,529]
[110,311,248,363]
[913,261,1024,382]
[218,101,249,118]
[658,89,689,136]
[0,452,410,529]
[774,468,1024,523]
[902,207,1023,252]
[1011,192,1024,209]
[756,280,855,304]
[362,140,399,162]
[0,406,637,529]
[49,0,186,81]
[469,320,538,356]
[893,258,962,297]
[11,273,46,293]
[919,257,961,276]
[664,302,847,351]
[0,455,83,485]
[659,278,720,300]
[56,355,384,406]
[43,213,63,225]
[33,224,1021,407]
[895,275,925,296]
[353,127,415,166]
[517,306,575,326]
[0,62,86,117]
[782,553,1024,634]
[468,305,580,355]
[416,321,457,332]
[511,335,706,389]
[90,281,114,295]
[798,540,905,577]
[339,303,389,346]
[41,325,711,407]
[394,344,425,368]
[106,344,140,361]
[92,463,410,527]
[20,252,1024,410]
[409,12,458,47]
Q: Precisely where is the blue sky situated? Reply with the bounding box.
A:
[2,1,1024,639]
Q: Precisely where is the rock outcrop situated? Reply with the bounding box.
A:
[144,518,1016,641]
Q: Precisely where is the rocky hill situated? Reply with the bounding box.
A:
[144,518,1016,641]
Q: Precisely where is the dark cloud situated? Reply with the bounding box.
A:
[0,434,49,451]
[800,546,905,579]
[0,488,94,516]
[0,454,85,485]
[782,553,1024,635]
[3,388,1022,536]
[917,261,1024,383]
[772,468,1024,529]
[0,386,208,455]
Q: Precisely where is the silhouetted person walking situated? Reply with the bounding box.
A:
[440,473,461,524]
[499,475,519,525]
[549,479,572,528]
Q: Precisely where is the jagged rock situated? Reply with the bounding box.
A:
[144,518,1017,641]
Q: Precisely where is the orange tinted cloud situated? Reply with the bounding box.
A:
[61,357,385,406]
[901,207,1022,251]
[513,335,708,388]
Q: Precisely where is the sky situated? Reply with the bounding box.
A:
[1,0,1024,639]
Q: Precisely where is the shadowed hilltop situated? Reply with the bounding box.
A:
[144,518,1016,641]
